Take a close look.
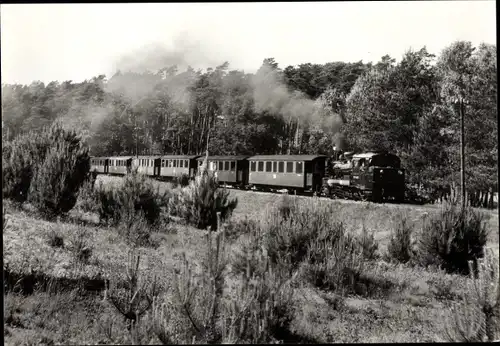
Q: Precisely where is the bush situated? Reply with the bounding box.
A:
[417,201,489,275]
[173,173,190,188]
[3,122,90,217]
[231,221,269,280]
[445,248,500,342]
[28,133,90,218]
[169,167,237,230]
[75,173,98,213]
[223,217,259,242]
[150,215,295,344]
[117,211,154,248]
[305,227,365,295]
[387,215,414,264]
[47,229,65,248]
[356,225,379,261]
[2,131,49,204]
[264,197,344,272]
[263,197,366,295]
[94,171,168,227]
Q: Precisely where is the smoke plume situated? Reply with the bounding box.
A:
[251,63,342,134]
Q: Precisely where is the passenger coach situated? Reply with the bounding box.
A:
[90,157,108,174]
[247,155,327,193]
[132,156,161,176]
[196,156,250,186]
[160,155,201,179]
[108,156,132,175]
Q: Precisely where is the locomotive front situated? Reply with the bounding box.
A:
[322,151,405,202]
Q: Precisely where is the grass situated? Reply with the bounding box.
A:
[3,176,499,344]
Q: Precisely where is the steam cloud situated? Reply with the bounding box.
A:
[61,32,343,148]
[252,63,342,134]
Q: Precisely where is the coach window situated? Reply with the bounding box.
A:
[286,161,294,173]
[230,161,236,171]
[272,161,277,173]
[296,161,303,174]
[217,161,222,171]
[250,161,256,172]
[278,161,284,173]
[179,160,184,168]
[266,161,272,172]
[223,161,228,171]
[258,161,264,172]
[185,160,189,167]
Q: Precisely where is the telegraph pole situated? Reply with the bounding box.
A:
[460,98,466,209]
[455,96,467,209]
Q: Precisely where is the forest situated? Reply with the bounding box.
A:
[2,40,497,207]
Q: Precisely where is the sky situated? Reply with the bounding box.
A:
[1,1,496,85]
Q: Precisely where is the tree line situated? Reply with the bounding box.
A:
[2,40,497,207]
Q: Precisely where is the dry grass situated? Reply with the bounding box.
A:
[3,178,499,344]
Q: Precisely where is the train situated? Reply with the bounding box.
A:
[90,151,405,203]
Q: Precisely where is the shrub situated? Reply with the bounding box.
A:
[231,220,269,280]
[264,197,345,273]
[305,228,365,295]
[387,215,414,264]
[2,131,47,204]
[28,134,90,218]
[173,173,190,188]
[47,230,65,248]
[3,122,90,210]
[150,214,295,344]
[117,211,154,248]
[445,248,500,342]
[356,225,379,261]
[169,167,237,230]
[263,197,366,295]
[223,216,259,242]
[75,172,98,213]
[68,226,93,265]
[276,193,297,221]
[106,250,158,333]
[417,201,489,275]
[95,171,168,227]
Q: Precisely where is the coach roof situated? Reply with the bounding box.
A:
[133,155,162,159]
[161,155,201,160]
[196,155,250,161]
[248,155,327,161]
[108,156,133,160]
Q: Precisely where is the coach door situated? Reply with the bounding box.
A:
[154,159,161,176]
[313,158,326,192]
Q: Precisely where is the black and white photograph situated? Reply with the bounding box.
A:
[2,1,498,344]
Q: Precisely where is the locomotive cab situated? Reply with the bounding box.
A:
[323,151,405,202]
[352,152,405,202]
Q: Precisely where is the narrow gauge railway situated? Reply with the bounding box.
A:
[90,151,406,203]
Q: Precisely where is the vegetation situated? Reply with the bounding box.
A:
[3,184,499,344]
[445,248,500,342]
[417,201,489,275]
[1,37,498,344]
[169,163,238,230]
[93,170,168,227]
[2,40,497,206]
[387,215,415,264]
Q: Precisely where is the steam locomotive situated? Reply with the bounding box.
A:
[90,150,405,203]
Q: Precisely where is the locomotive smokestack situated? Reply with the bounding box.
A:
[335,133,346,152]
